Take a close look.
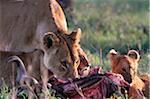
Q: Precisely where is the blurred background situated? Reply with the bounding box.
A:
[60,0,149,74]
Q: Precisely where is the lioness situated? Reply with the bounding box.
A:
[0,0,81,81]
[108,49,149,98]
[0,0,68,51]
[0,28,81,87]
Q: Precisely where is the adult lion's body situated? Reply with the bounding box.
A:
[0,0,67,51]
[0,0,81,86]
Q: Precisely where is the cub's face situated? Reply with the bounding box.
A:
[108,49,140,83]
[43,29,81,79]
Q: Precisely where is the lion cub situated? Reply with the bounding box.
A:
[108,49,149,98]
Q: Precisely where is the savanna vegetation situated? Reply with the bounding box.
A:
[0,0,149,98]
[66,0,149,73]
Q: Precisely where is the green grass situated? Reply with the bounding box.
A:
[84,48,150,74]
[0,83,60,99]
[138,54,150,74]
[0,82,9,99]
[66,0,149,73]
[0,0,149,98]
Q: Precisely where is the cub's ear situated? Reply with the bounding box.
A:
[43,32,59,50]
[107,49,118,61]
[69,28,81,44]
[127,50,140,61]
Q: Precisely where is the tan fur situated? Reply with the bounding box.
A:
[77,48,90,77]
[0,0,68,51]
[108,49,149,98]
[0,29,81,86]
[43,29,81,79]
[0,0,81,83]
[139,74,150,97]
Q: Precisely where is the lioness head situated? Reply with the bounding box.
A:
[42,28,81,79]
[108,49,140,83]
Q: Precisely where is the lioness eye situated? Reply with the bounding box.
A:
[61,61,67,66]
[61,61,69,69]
[60,61,69,71]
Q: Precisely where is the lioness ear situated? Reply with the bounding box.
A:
[43,32,59,49]
[107,49,118,61]
[49,0,68,32]
[70,28,81,44]
[127,50,140,61]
